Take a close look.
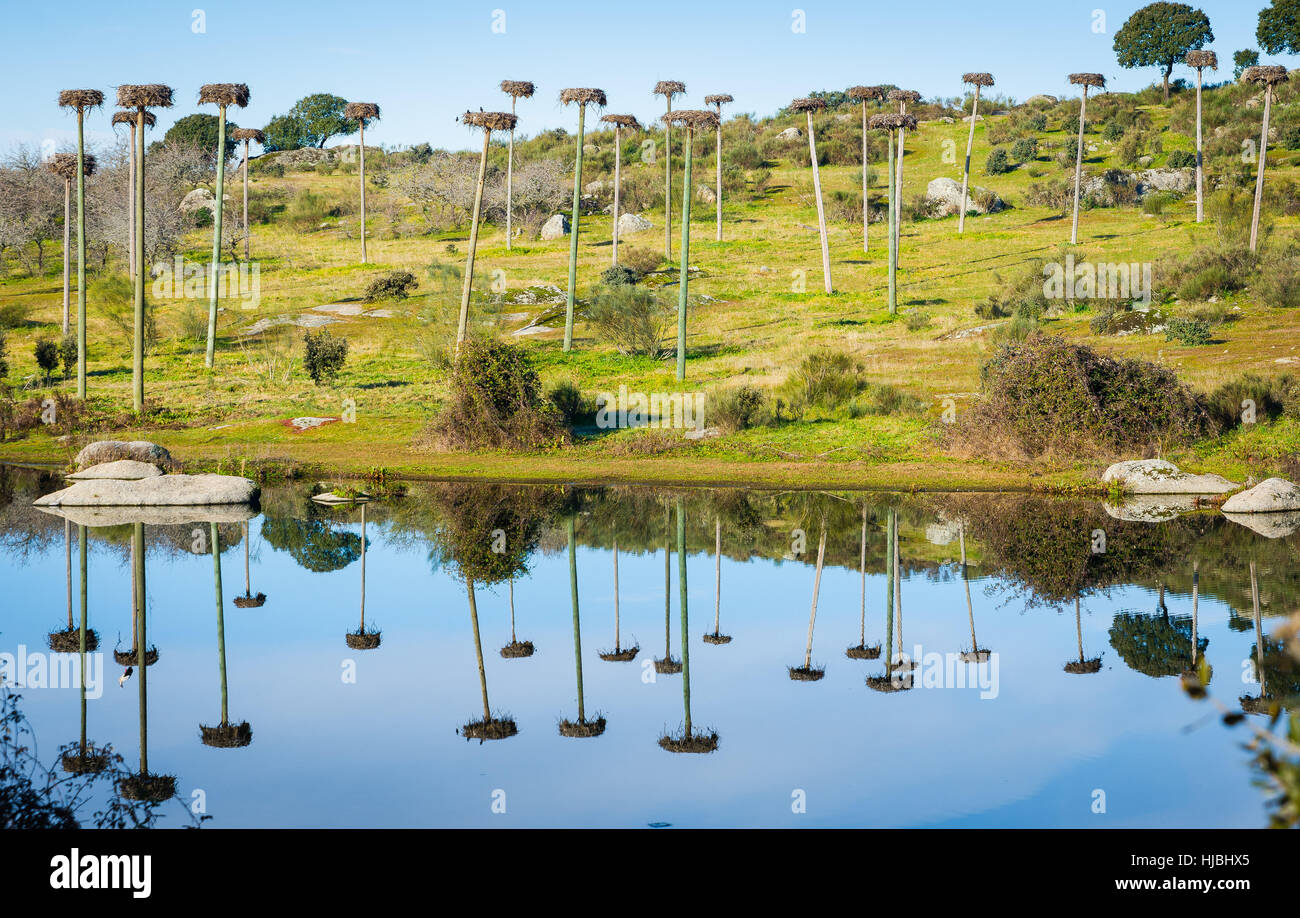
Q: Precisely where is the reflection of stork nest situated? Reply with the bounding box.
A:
[845,643,881,660]
[558,716,607,738]
[960,649,992,664]
[118,773,177,803]
[461,717,518,741]
[61,745,110,775]
[200,722,253,748]
[788,665,825,682]
[598,646,638,661]
[890,658,916,673]
[345,629,382,650]
[1240,695,1277,716]
[865,674,912,693]
[654,657,682,674]
[658,731,720,754]
[47,628,99,653]
[500,640,535,659]
[233,593,267,609]
[1064,658,1102,674]
[702,632,732,645]
[114,646,158,666]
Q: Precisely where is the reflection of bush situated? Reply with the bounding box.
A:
[1109,611,1207,678]
[429,482,559,586]
[261,516,362,573]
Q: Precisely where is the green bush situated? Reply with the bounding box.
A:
[33,340,58,380]
[1011,137,1038,162]
[58,334,76,379]
[546,379,595,426]
[0,331,8,380]
[779,350,866,416]
[986,147,1011,175]
[848,383,926,417]
[709,384,769,432]
[302,329,348,385]
[585,284,674,358]
[364,270,418,302]
[1166,149,1196,168]
[1026,113,1048,132]
[1164,316,1212,346]
[1204,373,1296,432]
[600,264,640,287]
[1103,122,1126,142]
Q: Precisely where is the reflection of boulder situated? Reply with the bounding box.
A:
[38,503,257,527]
[1103,494,1198,523]
[1224,510,1300,539]
[1101,459,1236,494]
[35,475,259,509]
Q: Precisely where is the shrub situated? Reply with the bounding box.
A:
[302,329,348,385]
[1103,121,1125,142]
[58,334,77,379]
[33,340,58,381]
[1026,113,1048,132]
[546,379,595,427]
[0,331,7,380]
[1142,191,1180,216]
[364,270,418,301]
[848,383,926,417]
[709,384,769,432]
[1166,149,1196,168]
[728,141,764,170]
[585,284,674,358]
[422,339,567,450]
[904,310,932,331]
[1024,178,1073,214]
[600,264,640,287]
[1204,373,1296,432]
[1253,248,1300,309]
[286,189,330,231]
[779,350,865,416]
[1164,316,1212,346]
[951,333,1208,457]
[986,147,1011,175]
[1011,137,1038,162]
[619,247,663,277]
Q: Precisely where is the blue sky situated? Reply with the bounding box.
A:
[2,0,1289,155]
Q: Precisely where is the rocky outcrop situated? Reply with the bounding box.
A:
[67,460,163,481]
[1221,477,1300,513]
[926,177,1005,217]
[75,440,173,471]
[540,213,570,240]
[616,212,652,234]
[1101,459,1237,494]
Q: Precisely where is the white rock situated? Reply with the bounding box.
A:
[926,176,1004,217]
[1101,459,1238,494]
[34,474,259,508]
[775,126,803,140]
[75,440,173,470]
[1223,510,1300,538]
[67,460,164,481]
[1024,94,1058,106]
[696,183,716,204]
[1221,478,1300,513]
[540,213,570,240]
[616,212,653,235]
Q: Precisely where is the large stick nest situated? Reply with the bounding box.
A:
[598,645,639,661]
[117,773,176,802]
[58,89,104,109]
[61,746,110,775]
[461,717,518,741]
[789,96,827,113]
[463,110,517,132]
[45,153,97,180]
[114,646,159,666]
[653,80,687,97]
[847,85,887,101]
[111,110,155,127]
[1184,50,1218,69]
[1242,64,1290,86]
[788,665,826,682]
[601,113,642,129]
[500,80,536,98]
[662,109,719,130]
[198,83,250,107]
[653,656,682,675]
[1064,658,1103,674]
[344,101,381,121]
[560,87,607,107]
[500,640,535,658]
[658,730,719,754]
[1068,73,1107,88]
[558,716,607,738]
[345,629,382,650]
[702,632,732,645]
[230,127,265,143]
[845,642,881,660]
[868,113,918,130]
[200,721,253,748]
[704,93,734,106]
[887,89,922,104]
[962,72,995,87]
[117,84,174,108]
[47,627,100,652]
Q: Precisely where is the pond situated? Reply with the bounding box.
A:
[1,466,1296,828]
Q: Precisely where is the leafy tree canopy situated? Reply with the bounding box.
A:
[261,113,309,152]
[1259,0,1300,55]
[162,113,239,164]
[1113,2,1214,100]
[287,94,358,148]
[1234,49,1262,80]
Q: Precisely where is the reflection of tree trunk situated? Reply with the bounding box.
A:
[1076,598,1084,664]
[359,504,367,633]
[65,519,72,630]
[893,516,903,656]
[243,520,251,596]
[1251,561,1264,694]
[212,522,229,725]
[78,525,88,754]
[804,526,826,669]
[677,499,691,735]
[962,523,976,651]
[612,539,621,650]
[467,579,490,721]
[713,518,722,636]
[1191,561,1200,665]
[509,577,517,644]
[664,508,672,661]
[134,523,147,774]
[859,506,868,646]
[568,516,585,722]
[885,510,895,676]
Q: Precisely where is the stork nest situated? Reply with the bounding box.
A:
[788,665,826,682]
[601,113,642,129]
[962,72,995,87]
[1068,73,1107,88]
[500,80,536,98]
[463,110,517,132]
[500,640,535,658]
[704,93,734,106]
[847,85,887,101]
[47,627,100,653]
[117,84,174,108]
[1242,65,1290,86]
[58,89,104,109]
[117,773,176,802]
[230,127,265,143]
[845,643,881,660]
[461,717,518,741]
[345,629,382,650]
[45,152,97,180]
[560,88,607,107]
[1064,657,1103,674]
[233,592,266,608]
[868,113,918,130]
[344,101,381,121]
[702,632,732,645]
[658,730,719,754]
[960,649,993,663]
[114,646,158,666]
[1185,50,1218,69]
[598,645,639,661]
[61,746,110,775]
[662,109,719,130]
[653,80,687,97]
[200,721,253,748]
[198,83,250,107]
[865,673,912,692]
[111,110,154,127]
[558,716,607,738]
[887,89,922,104]
[654,656,682,675]
[789,96,827,113]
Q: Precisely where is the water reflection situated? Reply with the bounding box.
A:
[2,467,1298,827]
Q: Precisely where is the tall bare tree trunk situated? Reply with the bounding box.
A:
[887,130,897,314]
[132,110,146,411]
[861,101,870,252]
[61,179,71,335]
[664,99,673,260]
[242,139,251,260]
[205,103,227,369]
[506,97,516,251]
[75,108,88,400]
[456,130,491,353]
[611,124,622,265]
[1070,87,1089,245]
[358,121,368,263]
[127,123,136,278]
[958,84,981,234]
[1195,68,1205,223]
[564,103,587,352]
[715,116,723,241]
[1250,86,1273,254]
[806,111,832,294]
